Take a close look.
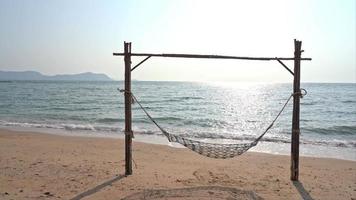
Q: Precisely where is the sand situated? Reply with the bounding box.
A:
[0,129,355,200]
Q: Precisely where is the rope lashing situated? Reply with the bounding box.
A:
[118,88,303,159]
[293,88,307,98]
[119,89,135,104]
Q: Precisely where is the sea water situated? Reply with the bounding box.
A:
[0,81,355,160]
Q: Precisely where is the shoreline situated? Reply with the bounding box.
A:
[1,126,355,162]
[1,128,355,199]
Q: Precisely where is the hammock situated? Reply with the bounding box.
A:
[125,91,293,159]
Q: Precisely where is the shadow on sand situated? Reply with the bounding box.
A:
[121,186,262,200]
[70,174,125,200]
[293,181,314,200]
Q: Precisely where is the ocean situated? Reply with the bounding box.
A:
[0,81,355,160]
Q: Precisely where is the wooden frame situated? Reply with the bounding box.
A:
[113,39,311,180]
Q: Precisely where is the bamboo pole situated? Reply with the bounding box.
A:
[291,39,302,181]
[124,42,133,175]
[113,52,311,61]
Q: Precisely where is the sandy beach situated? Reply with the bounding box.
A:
[0,129,355,200]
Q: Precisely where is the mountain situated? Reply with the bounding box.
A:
[0,71,113,81]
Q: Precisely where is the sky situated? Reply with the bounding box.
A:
[0,0,355,82]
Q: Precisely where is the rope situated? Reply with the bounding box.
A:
[254,94,293,142]
[129,92,171,139]
[119,88,171,139]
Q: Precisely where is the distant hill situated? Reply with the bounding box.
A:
[0,71,113,81]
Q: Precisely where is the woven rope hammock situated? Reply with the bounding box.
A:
[126,92,294,159]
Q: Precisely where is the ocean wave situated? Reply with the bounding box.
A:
[302,139,356,148]
[0,120,116,132]
[133,130,156,135]
[132,117,182,124]
[137,96,203,104]
[149,116,182,121]
[64,124,96,131]
[1,120,355,148]
[300,102,317,106]
[0,120,156,134]
[341,100,356,103]
[96,118,124,123]
[176,96,204,100]
[0,121,63,129]
[138,99,183,104]
[182,118,231,128]
[50,107,101,111]
[303,125,356,135]
[300,119,312,122]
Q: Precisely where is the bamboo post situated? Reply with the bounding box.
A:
[291,39,302,181]
[124,42,133,175]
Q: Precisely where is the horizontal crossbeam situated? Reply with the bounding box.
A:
[113,53,312,61]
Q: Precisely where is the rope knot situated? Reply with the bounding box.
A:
[118,88,135,104]
[118,88,131,94]
[292,88,307,98]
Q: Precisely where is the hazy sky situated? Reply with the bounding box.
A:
[0,0,355,82]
